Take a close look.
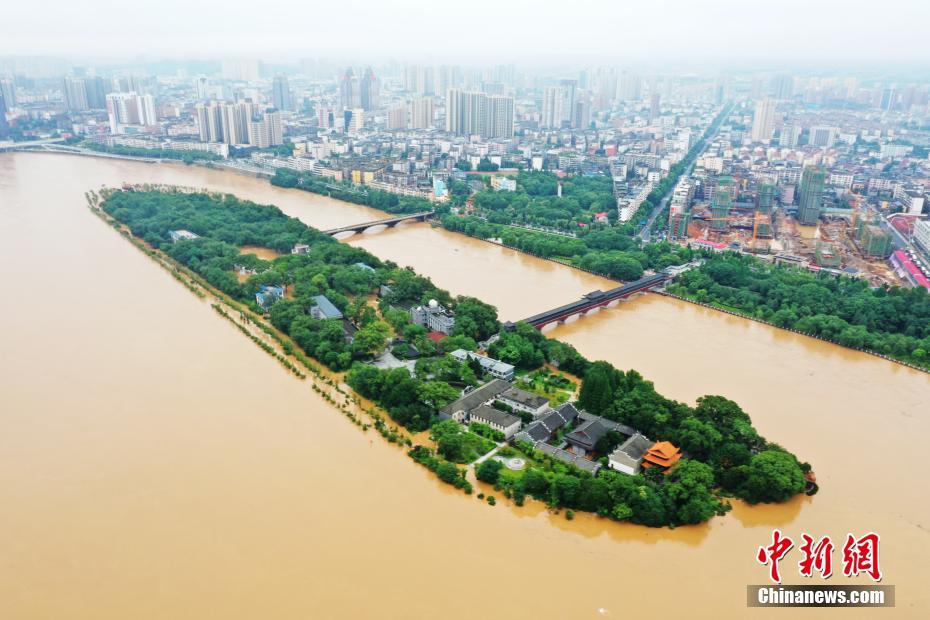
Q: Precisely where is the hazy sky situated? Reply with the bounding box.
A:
[3,0,930,68]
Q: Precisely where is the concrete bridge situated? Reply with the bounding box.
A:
[1,141,160,162]
[323,211,434,236]
[516,272,669,329]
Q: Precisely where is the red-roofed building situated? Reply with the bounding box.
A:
[890,250,930,291]
[426,331,448,345]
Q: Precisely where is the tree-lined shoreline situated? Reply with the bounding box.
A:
[93,185,810,529]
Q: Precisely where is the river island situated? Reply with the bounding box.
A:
[92,185,811,528]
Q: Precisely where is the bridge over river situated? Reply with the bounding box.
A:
[515,272,670,329]
[323,211,434,236]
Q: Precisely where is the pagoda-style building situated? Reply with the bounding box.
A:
[641,441,682,472]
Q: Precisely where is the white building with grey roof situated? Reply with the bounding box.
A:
[608,433,655,475]
[468,404,522,439]
[497,387,550,418]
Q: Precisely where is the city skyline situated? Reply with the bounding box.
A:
[4,0,930,68]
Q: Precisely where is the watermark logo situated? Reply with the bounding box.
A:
[756,530,882,583]
[751,530,892,608]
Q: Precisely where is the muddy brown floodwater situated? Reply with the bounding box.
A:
[1,152,928,619]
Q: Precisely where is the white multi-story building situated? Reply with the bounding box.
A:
[445,89,512,138]
[540,86,563,129]
[829,173,854,189]
[750,98,775,142]
[409,97,433,129]
[409,300,455,334]
[808,125,837,148]
[105,92,156,134]
[913,220,930,255]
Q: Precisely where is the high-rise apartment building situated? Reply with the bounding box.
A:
[618,70,642,101]
[797,167,826,225]
[574,100,591,129]
[405,65,436,95]
[105,92,156,133]
[387,105,407,130]
[344,108,365,134]
[808,125,837,148]
[751,98,776,142]
[409,97,433,129]
[486,95,514,139]
[247,110,283,148]
[339,68,360,109]
[880,87,896,112]
[272,76,292,111]
[541,86,563,129]
[0,90,9,139]
[195,100,256,145]
[772,74,794,100]
[558,78,577,125]
[0,78,16,108]
[649,92,661,122]
[779,124,801,147]
[359,67,379,111]
[63,77,89,111]
[445,89,512,138]
[196,102,223,142]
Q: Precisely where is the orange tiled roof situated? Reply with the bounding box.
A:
[642,441,682,469]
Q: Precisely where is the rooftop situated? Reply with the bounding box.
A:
[440,379,511,417]
[469,404,521,429]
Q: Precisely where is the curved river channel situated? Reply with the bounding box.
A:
[1,152,928,618]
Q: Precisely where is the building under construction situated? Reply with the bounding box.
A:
[755,183,776,238]
[854,219,892,258]
[710,176,733,232]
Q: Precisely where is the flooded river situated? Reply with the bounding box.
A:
[1,152,928,618]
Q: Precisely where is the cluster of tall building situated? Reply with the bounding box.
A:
[195,101,282,147]
[339,68,379,111]
[387,97,434,131]
[63,76,109,110]
[445,89,513,139]
[105,92,157,133]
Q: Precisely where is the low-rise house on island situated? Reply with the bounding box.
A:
[513,402,580,445]
[535,443,602,475]
[468,404,522,439]
[497,386,550,418]
[255,285,285,309]
[439,379,511,423]
[168,229,199,243]
[608,433,655,475]
[410,299,455,334]
[450,349,515,381]
[310,294,344,320]
[565,412,635,457]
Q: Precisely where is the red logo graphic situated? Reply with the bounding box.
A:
[756,529,794,584]
[842,532,883,582]
[798,534,834,579]
[757,531,882,583]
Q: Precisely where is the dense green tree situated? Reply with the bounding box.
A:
[741,450,806,503]
[476,459,503,484]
